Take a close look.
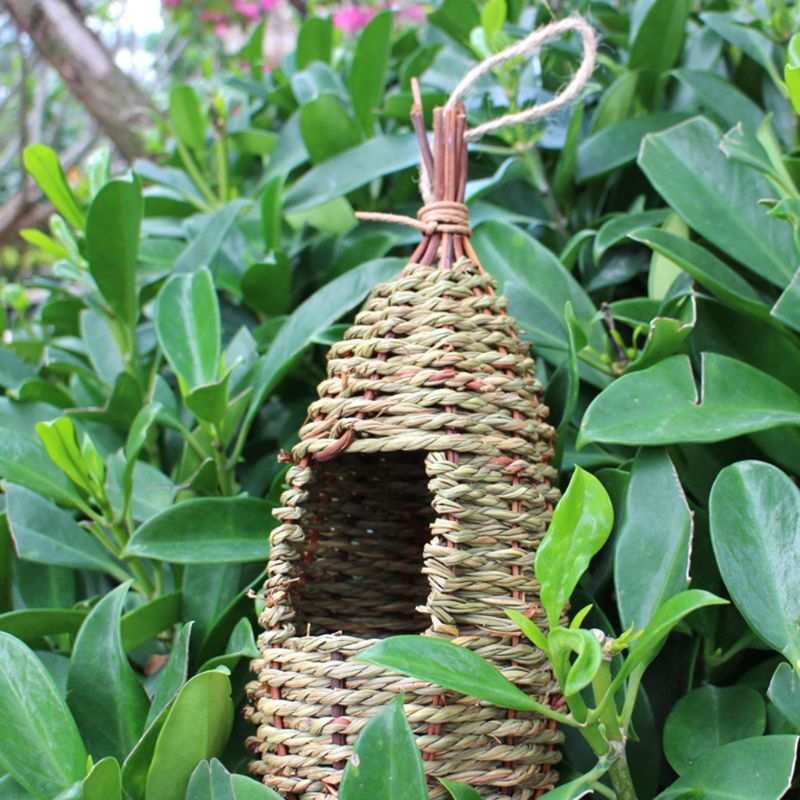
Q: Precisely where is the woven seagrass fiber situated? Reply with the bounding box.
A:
[245,101,563,799]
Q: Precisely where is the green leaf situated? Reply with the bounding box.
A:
[638,117,795,287]
[198,617,259,672]
[771,267,800,333]
[594,209,670,260]
[535,467,614,628]
[439,778,483,800]
[620,590,727,682]
[144,670,234,800]
[340,695,427,800]
[710,461,800,665]
[23,144,85,230]
[630,228,770,322]
[123,402,163,507]
[121,592,182,651]
[147,622,193,726]
[124,497,271,563]
[576,113,687,180]
[86,176,143,325]
[172,200,249,273]
[348,11,393,135]
[663,685,766,774]
[428,0,479,47]
[283,135,418,212]
[673,69,765,131]
[243,257,403,432]
[0,608,87,641]
[155,267,220,391]
[259,177,284,253]
[0,428,83,505]
[786,64,800,115]
[229,775,282,800]
[185,372,231,425]
[68,582,150,761]
[6,484,127,578]
[654,735,799,800]
[185,759,235,800]
[242,258,291,318]
[296,16,332,70]
[629,0,690,108]
[0,633,87,798]
[646,213,687,300]
[768,663,800,732]
[579,353,800,447]
[535,776,595,800]
[355,636,547,713]
[82,757,122,800]
[170,86,206,154]
[35,417,92,493]
[548,627,603,696]
[615,449,692,632]
[299,94,361,164]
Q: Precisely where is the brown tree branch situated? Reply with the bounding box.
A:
[4,0,152,161]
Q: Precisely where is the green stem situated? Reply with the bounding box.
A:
[215,137,229,202]
[607,751,637,800]
[174,136,217,209]
[212,424,237,496]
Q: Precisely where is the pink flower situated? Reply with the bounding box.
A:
[162,0,180,7]
[405,3,425,21]
[333,6,377,33]
[215,21,230,36]
[201,9,226,21]
[261,0,279,9]
[233,0,261,19]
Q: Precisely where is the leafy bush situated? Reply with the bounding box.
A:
[1,1,800,799]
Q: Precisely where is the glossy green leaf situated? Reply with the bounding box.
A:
[23,144,85,230]
[296,16,332,70]
[638,117,794,287]
[629,0,690,108]
[548,627,603,696]
[86,176,143,325]
[120,592,182,651]
[170,86,206,154]
[663,685,766,774]
[68,582,150,761]
[155,267,220,391]
[594,209,670,260]
[6,484,127,578]
[242,257,291,318]
[673,69,764,131]
[577,113,686,180]
[35,417,92,493]
[0,608,86,641]
[122,402,162,507]
[229,775,283,800]
[0,428,82,505]
[535,776,595,800]
[439,778,483,800]
[243,257,403,431]
[356,636,547,713]
[82,757,122,800]
[630,228,770,322]
[147,622,192,726]
[710,461,800,665]
[768,663,800,732]
[428,0,479,46]
[198,616,259,672]
[283,135,418,212]
[185,759,235,800]
[172,200,249,273]
[654,735,799,800]
[340,695,427,800]
[535,467,614,628]
[0,775,37,799]
[620,590,727,681]
[579,354,800,447]
[505,608,548,651]
[299,94,360,164]
[144,670,234,800]
[124,497,271,563]
[771,267,800,333]
[0,632,87,798]
[615,449,692,632]
[348,11,392,135]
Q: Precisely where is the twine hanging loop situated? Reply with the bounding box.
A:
[446,15,598,141]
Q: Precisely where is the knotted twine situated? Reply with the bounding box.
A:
[355,14,597,235]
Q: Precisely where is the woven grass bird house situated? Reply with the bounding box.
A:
[246,19,597,799]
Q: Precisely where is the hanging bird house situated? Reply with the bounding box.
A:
[246,18,597,795]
